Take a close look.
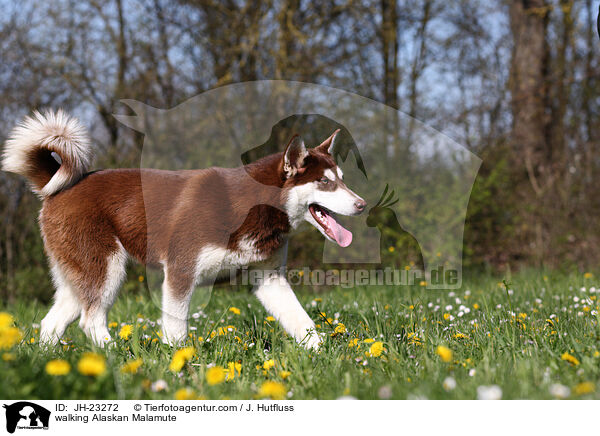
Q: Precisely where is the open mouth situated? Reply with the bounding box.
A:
[309,204,353,247]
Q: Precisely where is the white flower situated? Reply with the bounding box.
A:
[468,369,476,377]
[477,385,502,400]
[549,384,570,399]
[442,377,456,391]
[445,305,453,311]
[151,379,168,392]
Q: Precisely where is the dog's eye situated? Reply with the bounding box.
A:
[320,177,329,184]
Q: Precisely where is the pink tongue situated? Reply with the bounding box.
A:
[325,214,353,247]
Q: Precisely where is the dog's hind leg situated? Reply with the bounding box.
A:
[40,262,82,345]
[78,241,128,347]
[160,264,195,346]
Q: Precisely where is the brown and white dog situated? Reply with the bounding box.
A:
[2,110,366,349]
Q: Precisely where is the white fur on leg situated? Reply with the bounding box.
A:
[254,273,321,349]
[79,240,127,347]
[40,264,82,345]
[161,270,193,346]
[79,308,112,347]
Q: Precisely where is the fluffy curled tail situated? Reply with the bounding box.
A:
[2,110,92,198]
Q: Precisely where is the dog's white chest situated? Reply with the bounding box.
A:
[194,238,266,284]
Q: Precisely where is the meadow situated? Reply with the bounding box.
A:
[1,270,599,400]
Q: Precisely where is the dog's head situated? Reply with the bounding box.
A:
[282,130,366,247]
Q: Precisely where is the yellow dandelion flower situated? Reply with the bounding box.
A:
[348,338,360,348]
[263,359,275,371]
[0,313,14,329]
[453,333,467,339]
[258,381,287,400]
[561,352,580,366]
[584,272,593,279]
[366,341,385,357]
[45,359,71,376]
[594,351,600,358]
[138,275,144,282]
[363,338,375,344]
[443,313,451,321]
[518,313,527,320]
[388,246,395,252]
[279,370,291,380]
[2,353,15,361]
[174,388,196,400]
[407,332,422,345]
[108,322,118,329]
[118,324,133,340]
[77,353,106,376]
[226,361,242,380]
[573,382,595,395]
[265,316,276,322]
[120,358,143,374]
[206,366,226,385]
[333,323,346,334]
[0,327,23,350]
[229,307,241,315]
[436,345,453,363]
[473,303,480,310]
[169,347,196,372]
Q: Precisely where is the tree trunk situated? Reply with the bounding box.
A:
[509,0,549,263]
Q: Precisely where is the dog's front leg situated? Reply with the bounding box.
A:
[254,271,322,350]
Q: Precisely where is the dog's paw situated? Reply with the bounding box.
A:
[38,332,59,348]
[299,328,324,350]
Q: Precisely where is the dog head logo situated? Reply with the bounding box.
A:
[3,402,50,433]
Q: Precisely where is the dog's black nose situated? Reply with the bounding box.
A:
[355,199,366,212]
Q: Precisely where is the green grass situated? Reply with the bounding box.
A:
[1,270,599,400]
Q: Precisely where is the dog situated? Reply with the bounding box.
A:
[2,110,366,349]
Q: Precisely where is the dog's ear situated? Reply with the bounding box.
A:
[283,135,308,178]
[315,129,340,155]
